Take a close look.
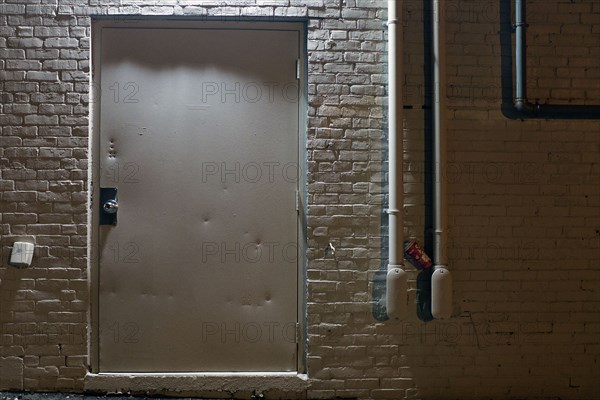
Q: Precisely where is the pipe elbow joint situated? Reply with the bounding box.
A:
[515,98,534,113]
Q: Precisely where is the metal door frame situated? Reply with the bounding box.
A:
[89,18,307,374]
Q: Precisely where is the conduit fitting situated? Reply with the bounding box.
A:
[515,98,535,113]
[431,265,452,319]
[386,266,408,320]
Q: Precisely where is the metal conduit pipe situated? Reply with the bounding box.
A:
[514,0,600,119]
[431,0,452,320]
[386,0,408,321]
[514,0,534,114]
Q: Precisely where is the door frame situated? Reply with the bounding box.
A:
[89,17,307,374]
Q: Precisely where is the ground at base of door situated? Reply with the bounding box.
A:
[0,392,253,400]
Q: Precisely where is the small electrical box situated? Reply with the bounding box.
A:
[10,241,35,268]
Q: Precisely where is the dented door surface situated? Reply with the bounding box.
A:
[97,25,300,372]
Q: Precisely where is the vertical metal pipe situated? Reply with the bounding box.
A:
[432,0,445,267]
[388,0,404,267]
[514,0,530,112]
[431,0,452,320]
[386,0,408,321]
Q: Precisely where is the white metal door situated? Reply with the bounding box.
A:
[95,23,301,372]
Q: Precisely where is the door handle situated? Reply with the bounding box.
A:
[103,199,119,214]
[100,188,118,225]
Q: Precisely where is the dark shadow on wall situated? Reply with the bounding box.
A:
[372,259,389,321]
[372,131,390,321]
[418,0,434,323]
[371,13,390,320]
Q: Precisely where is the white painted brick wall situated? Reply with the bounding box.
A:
[1,0,599,398]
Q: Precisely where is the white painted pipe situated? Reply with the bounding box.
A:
[431,0,452,320]
[386,0,408,321]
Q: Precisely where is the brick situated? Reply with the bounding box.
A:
[42,60,78,71]
[43,38,79,48]
[60,71,88,81]
[58,49,89,60]
[69,27,87,38]
[6,38,44,48]
[0,49,26,59]
[26,71,59,82]
[30,93,65,104]
[34,27,69,37]
[38,104,72,115]
[25,5,58,16]
[5,60,42,70]
[26,49,60,60]
[3,82,39,93]
[23,115,59,125]
[0,115,23,125]
[0,4,25,14]
[38,126,71,137]
[5,104,36,114]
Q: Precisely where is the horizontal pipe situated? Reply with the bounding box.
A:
[518,103,600,119]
